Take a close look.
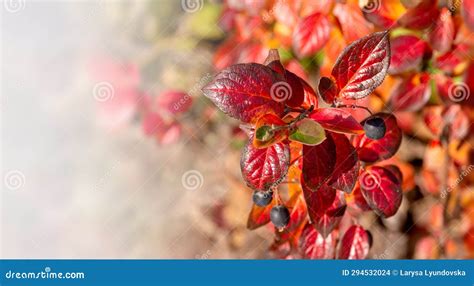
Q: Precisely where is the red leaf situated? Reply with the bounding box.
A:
[389,73,431,112]
[333,2,373,43]
[284,70,306,108]
[213,37,240,70]
[240,139,290,192]
[310,108,364,135]
[264,50,307,108]
[202,63,285,123]
[362,0,406,29]
[354,113,402,163]
[302,181,336,218]
[318,76,339,104]
[337,225,371,259]
[302,180,346,238]
[463,0,474,31]
[247,201,275,230]
[434,44,470,74]
[428,8,455,54]
[359,166,402,218]
[351,184,371,212]
[331,31,390,100]
[292,12,330,58]
[388,35,428,75]
[312,191,346,238]
[302,132,336,191]
[301,79,319,109]
[398,0,440,30]
[327,133,359,193]
[299,223,335,259]
[286,193,308,232]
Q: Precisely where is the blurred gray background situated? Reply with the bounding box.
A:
[0,0,262,258]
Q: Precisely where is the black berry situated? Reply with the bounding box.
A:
[270,205,290,228]
[364,116,386,140]
[253,190,273,207]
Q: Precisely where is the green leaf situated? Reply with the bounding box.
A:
[289,118,326,146]
[255,125,274,142]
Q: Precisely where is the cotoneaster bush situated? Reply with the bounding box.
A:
[199,0,474,259]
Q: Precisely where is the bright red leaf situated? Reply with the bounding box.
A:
[327,133,359,193]
[462,0,474,32]
[310,108,364,135]
[428,8,455,54]
[302,132,336,191]
[202,63,285,123]
[389,73,431,111]
[388,35,428,75]
[318,76,338,104]
[337,225,371,259]
[312,191,346,238]
[292,12,330,58]
[354,113,402,163]
[398,0,440,30]
[241,139,290,192]
[299,223,335,259]
[331,31,390,100]
[359,165,402,218]
[333,2,373,43]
